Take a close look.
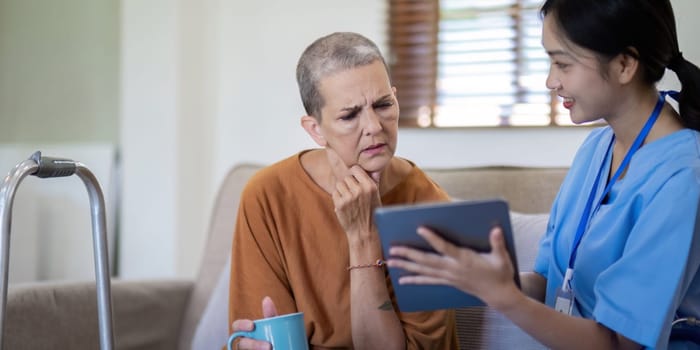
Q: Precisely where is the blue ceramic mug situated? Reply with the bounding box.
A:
[227,312,309,350]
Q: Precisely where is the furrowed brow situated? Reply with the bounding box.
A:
[374,94,393,104]
[341,105,362,113]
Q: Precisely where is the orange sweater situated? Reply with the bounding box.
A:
[229,152,457,349]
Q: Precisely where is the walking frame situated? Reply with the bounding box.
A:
[0,151,114,350]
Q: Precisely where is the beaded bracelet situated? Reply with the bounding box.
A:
[347,259,385,271]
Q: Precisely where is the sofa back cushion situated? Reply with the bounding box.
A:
[425,166,567,214]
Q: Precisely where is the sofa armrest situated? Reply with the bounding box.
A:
[4,279,193,350]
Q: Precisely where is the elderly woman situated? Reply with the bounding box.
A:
[227,32,457,349]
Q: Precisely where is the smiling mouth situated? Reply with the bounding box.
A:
[561,96,574,109]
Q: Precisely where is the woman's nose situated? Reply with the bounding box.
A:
[362,110,383,136]
[545,67,560,91]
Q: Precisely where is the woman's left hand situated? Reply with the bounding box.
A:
[386,226,518,307]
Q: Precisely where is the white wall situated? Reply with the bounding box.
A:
[0,0,118,284]
[0,0,118,143]
[119,0,700,279]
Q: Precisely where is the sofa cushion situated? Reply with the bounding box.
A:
[509,211,549,271]
[191,257,230,350]
[4,279,192,350]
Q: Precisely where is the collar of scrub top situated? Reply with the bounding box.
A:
[561,90,680,292]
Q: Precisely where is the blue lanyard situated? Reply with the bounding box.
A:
[567,91,675,272]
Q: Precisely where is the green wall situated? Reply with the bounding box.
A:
[0,0,118,143]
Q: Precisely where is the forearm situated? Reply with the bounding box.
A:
[493,287,640,350]
[349,240,405,350]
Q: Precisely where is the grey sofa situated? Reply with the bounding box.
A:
[3,163,567,349]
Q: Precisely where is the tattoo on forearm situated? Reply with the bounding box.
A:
[378,300,394,311]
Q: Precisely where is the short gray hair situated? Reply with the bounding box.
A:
[296,32,389,120]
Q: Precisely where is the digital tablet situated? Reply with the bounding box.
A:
[374,198,520,312]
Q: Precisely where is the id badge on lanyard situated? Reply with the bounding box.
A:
[557,91,671,316]
[555,268,575,314]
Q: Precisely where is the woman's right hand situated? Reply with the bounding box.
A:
[325,147,382,239]
[229,296,278,350]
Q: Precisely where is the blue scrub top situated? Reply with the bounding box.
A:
[534,127,700,349]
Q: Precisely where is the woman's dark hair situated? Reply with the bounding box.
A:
[541,0,700,131]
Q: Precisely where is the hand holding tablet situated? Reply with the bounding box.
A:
[375,199,520,312]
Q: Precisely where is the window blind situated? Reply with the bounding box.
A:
[389,0,570,127]
[388,0,440,127]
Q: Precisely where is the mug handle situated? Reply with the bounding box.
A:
[227,331,253,350]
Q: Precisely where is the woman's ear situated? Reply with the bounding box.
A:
[301,115,327,147]
[614,48,640,85]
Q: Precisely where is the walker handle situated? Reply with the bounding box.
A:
[30,151,77,178]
